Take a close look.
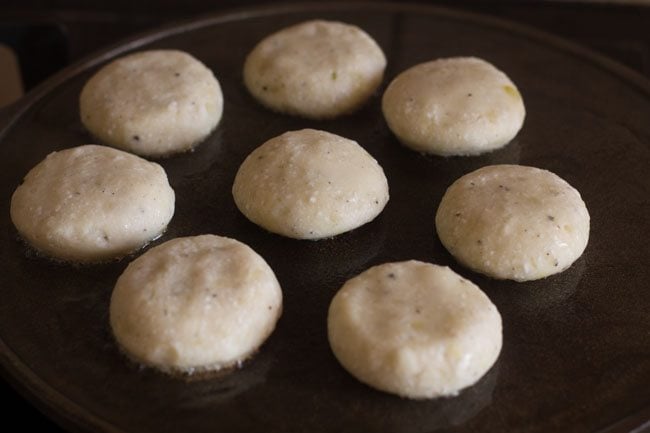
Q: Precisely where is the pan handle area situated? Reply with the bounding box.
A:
[0,43,24,130]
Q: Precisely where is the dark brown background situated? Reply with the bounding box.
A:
[1,0,650,92]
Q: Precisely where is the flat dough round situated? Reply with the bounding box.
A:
[110,235,283,374]
[244,20,386,119]
[435,164,590,281]
[10,144,175,262]
[328,261,502,399]
[382,57,525,156]
[232,129,389,239]
[80,50,223,157]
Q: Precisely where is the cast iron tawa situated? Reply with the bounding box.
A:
[0,3,649,433]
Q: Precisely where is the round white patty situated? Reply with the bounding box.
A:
[435,165,590,281]
[110,235,283,374]
[232,129,389,239]
[244,20,386,119]
[10,144,175,262]
[382,57,525,156]
[80,50,223,157]
[328,261,502,399]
